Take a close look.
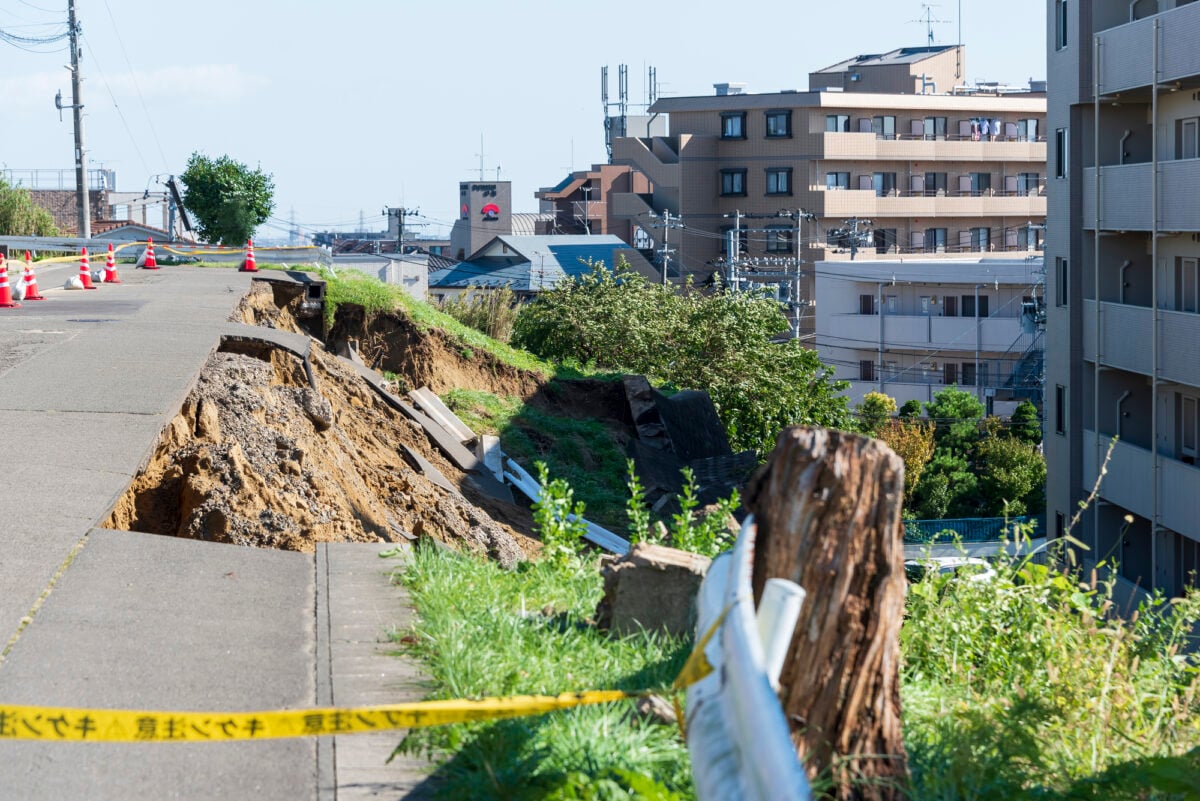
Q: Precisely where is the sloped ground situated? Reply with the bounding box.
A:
[103,282,534,565]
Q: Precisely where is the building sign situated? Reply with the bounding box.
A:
[480,203,500,220]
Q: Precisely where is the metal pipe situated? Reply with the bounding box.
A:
[1094,32,1103,557]
[975,283,982,401]
[878,282,884,393]
[1119,129,1132,164]
[1151,18,1161,586]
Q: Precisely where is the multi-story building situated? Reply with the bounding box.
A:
[1046,0,1200,599]
[815,256,1044,411]
[608,45,1048,335]
[535,163,654,244]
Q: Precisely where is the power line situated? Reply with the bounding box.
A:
[82,36,153,176]
[101,0,170,172]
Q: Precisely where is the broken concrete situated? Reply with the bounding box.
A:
[595,543,712,636]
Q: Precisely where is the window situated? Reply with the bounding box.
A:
[1056,257,1069,307]
[720,168,747,196]
[924,227,948,253]
[825,171,850,190]
[943,295,958,317]
[859,360,875,381]
[1018,225,1043,250]
[1055,0,1068,50]
[1055,512,1065,539]
[1016,172,1042,196]
[970,227,991,252]
[765,167,793,196]
[961,294,976,318]
[1055,384,1066,435]
[874,229,896,254]
[1055,128,1069,178]
[1177,118,1199,160]
[1176,257,1199,313]
[825,114,850,132]
[873,172,897,197]
[943,363,958,385]
[765,225,793,253]
[765,110,792,138]
[1017,118,1040,141]
[923,116,948,140]
[924,172,948,195]
[721,112,746,139]
[859,294,875,315]
[872,115,896,139]
[967,172,992,195]
[962,362,977,386]
[1181,395,1198,461]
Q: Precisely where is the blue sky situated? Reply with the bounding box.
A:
[1,0,1047,242]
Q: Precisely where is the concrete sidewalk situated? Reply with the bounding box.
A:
[0,266,431,799]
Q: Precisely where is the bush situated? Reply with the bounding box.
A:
[437,285,519,343]
[856,391,897,437]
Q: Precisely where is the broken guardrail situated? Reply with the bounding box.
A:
[503,457,631,555]
[687,515,810,801]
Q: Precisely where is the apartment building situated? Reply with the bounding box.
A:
[815,256,1044,410]
[608,45,1047,335]
[535,163,653,243]
[1046,0,1200,598]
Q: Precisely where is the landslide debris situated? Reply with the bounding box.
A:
[104,334,528,567]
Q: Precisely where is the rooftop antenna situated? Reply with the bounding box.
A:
[956,0,962,79]
[911,3,948,45]
[477,133,485,181]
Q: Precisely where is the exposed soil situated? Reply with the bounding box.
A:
[104,281,543,565]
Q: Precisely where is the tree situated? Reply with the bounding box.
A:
[975,435,1046,517]
[924,385,985,456]
[179,153,275,245]
[512,260,851,454]
[910,451,979,519]
[1010,400,1043,445]
[877,418,936,504]
[0,177,58,236]
[897,399,923,420]
[856,392,897,437]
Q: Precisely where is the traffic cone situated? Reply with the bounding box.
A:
[139,237,159,270]
[0,256,22,308]
[103,242,121,283]
[240,239,258,273]
[21,251,45,300]
[78,247,98,289]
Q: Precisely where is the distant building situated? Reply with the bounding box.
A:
[535,163,654,243]
[605,45,1047,335]
[815,256,1044,412]
[428,234,657,301]
[1045,0,1200,600]
[333,252,429,301]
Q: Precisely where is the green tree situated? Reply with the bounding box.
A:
[877,418,936,504]
[898,399,923,420]
[1010,400,1043,445]
[924,385,985,456]
[179,153,275,245]
[0,177,58,236]
[513,260,851,454]
[975,435,1046,516]
[911,451,979,519]
[856,391,897,436]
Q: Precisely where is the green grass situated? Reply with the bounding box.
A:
[443,388,631,529]
[392,543,694,800]
[901,538,1200,800]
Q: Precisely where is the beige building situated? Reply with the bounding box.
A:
[1046,0,1200,600]
[608,45,1047,335]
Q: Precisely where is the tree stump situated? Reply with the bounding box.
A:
[744,427,909,801]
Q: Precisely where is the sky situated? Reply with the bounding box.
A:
[0,0,1048,243]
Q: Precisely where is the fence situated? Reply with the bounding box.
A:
[903,516,1029,543]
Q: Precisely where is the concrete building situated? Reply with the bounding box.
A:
[535,163,654,244]
[607,45,1047,335]
[816,256,1044,410]
[1046,0,1200,598]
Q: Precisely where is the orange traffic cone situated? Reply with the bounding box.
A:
[240,239,258,273]
[0,256,22,308]
[78,247,98,290]
[103,243,122,283]
[140,237,159,270]
[21,251,45,300]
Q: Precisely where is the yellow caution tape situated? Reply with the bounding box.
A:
[21,241,321,267]
[0,691,632,742]
[671,606,728,691]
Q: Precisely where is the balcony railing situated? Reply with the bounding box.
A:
[1083,429,1200,540]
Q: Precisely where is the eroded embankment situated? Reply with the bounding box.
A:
[103,283,530,565]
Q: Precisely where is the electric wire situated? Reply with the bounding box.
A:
[82,35,153,177]
[100,0,169,173]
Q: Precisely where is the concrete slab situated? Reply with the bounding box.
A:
[0,529,317,800]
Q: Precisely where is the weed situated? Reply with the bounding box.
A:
[533,462,588,568]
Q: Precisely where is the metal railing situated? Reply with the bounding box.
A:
[687,515,810,801]
[904,516,1030,543]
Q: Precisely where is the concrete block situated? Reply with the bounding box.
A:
[595,543,711,636]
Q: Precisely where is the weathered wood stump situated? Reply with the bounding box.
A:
[744,427,909,801]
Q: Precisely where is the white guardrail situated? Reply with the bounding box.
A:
[688,515,811,801]
[502,457,631,555]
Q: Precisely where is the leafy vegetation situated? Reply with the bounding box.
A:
[856,391,898,437]
[392,543,694,800]
[180,152,275,245]
[876,418,936,505]
[512,259,851,455]
[0,176,58,236]
[903,533,1200,799]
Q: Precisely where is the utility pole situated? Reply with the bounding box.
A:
[646,209,684,286]
[789,209,815,339]
[67,0,90,239]
[724,209,744,291]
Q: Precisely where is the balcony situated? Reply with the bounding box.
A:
[1084,429,1200,540]
[1082,160,1200,231]
[818,132,1046,163]
[828,312,1024,352]
[1097,1,1200,96]
[1084,301,1200,385]
[812,188,1046,219]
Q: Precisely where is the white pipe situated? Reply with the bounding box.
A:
[756,579,806,689]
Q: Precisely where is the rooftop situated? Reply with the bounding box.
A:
[813,45,961,74]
